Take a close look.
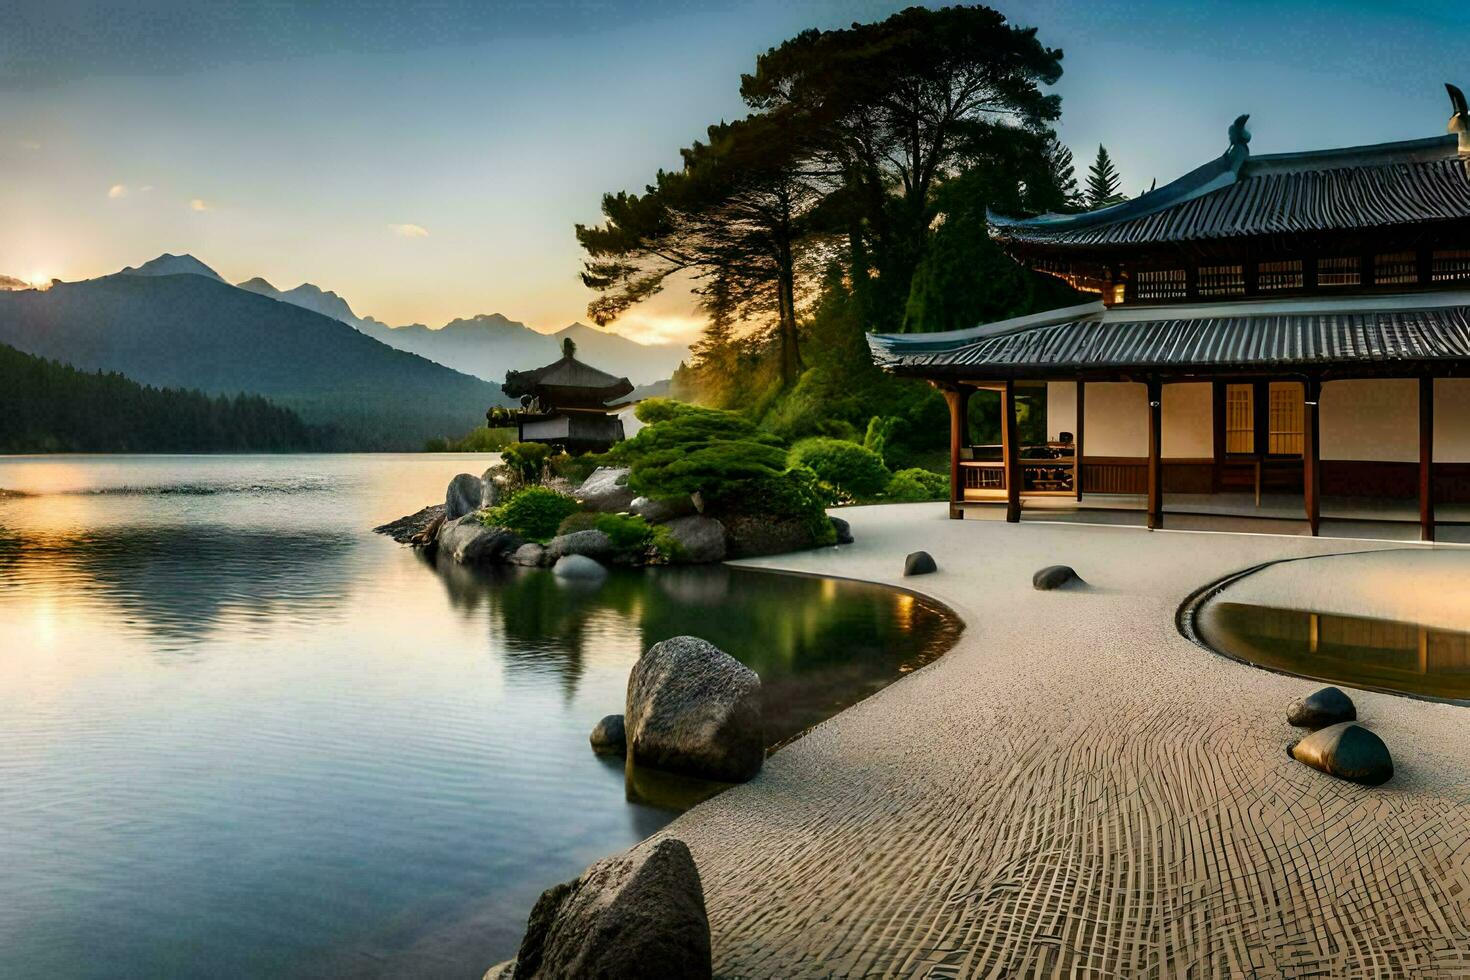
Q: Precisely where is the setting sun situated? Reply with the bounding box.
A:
[26,272,53,290]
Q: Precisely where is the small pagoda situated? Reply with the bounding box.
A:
[501,338,635,453]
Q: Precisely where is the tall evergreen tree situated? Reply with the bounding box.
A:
[1085,144,1125,208]
[1043,137,1082,209]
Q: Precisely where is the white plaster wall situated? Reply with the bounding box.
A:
[1320,379,1417,462]
[1435,380,1470,463]
[1046,381,1077,441]
[1081,382,1147,457]
[1162,383,1213,458]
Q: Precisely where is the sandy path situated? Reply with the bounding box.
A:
[659,504,1470,978]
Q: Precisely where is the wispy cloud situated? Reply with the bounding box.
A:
[189,198,210,212]
[107,184,128,199]
[388,223,429,238]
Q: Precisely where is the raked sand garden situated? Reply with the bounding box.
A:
[652,504,1470,977]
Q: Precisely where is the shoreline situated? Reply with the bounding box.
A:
[646,503,1470,976]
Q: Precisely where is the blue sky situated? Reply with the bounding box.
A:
[1,0,1467,342]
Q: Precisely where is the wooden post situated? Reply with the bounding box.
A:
[1075,380,1085,501]
[1303,378,1321,536]
[1003,379,1021,523]
[1147,379,1163,530]
[1211,381,1225,494]
[943,385,972,521]
[1421,376,1435,542]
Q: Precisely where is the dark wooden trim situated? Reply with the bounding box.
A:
[942,385,972,521]
[1303,378,1321,535]
[1421,376,1435,541]
[1003,379,1021,522]
[1252,380,1269,457]
[1146,379,1163,529]
[1075,380,1085,501]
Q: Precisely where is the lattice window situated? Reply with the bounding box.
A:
[1257,259,1302,291]
[1432,250,1470,283]
[1374,251,1418,285]
[1136,269,1186,300]
[1268,382,1304,456]
[1199,264,1244,297]
[1225,384,1253,454]
[1318,256,1360,287]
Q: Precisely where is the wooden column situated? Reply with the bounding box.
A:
[1075,380,1085,501]
[1146,379,1163,530]
[1211,381,1226,493]
[1303,378,1321,536]
[943,385,972,521]
[1003,379,1021,523]
[1421,376,1435,542]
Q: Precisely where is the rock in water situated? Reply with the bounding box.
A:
[662,516,726,563]
[498,838,711,980]
[1288,722,1393,786]
[577,466,636,514]
[1287,686,1356,729]
[904,551,937,576]
[373,503,445,543]
[437,515,521,563]
[446,473,485,520]
[626,636,763,782]
[1033,564,1084,590]
[590,714,626,756]
[546,529,617,562]
[509,542,546,567]
[831,516,854,545]
[553,554,608,580]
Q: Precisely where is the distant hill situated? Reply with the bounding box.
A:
[0,270,509,450]
[0,275,30,291]
[0,341,331,453]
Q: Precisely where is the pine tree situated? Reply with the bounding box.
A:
[1044,138,1082,209]
[1085,144,1125,208]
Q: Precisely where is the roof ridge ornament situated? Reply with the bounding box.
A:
[1449,83,1469,156]
[1228,114,1251,150]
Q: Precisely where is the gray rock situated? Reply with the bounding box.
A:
[830,516,853,545]
[590,714,626,756]
[546,529,617,562]
[662,516,726,564]
[631,494,697,524]
[626,636,763,782]
[509,542,547,567]
[904,551,937,576]
[373,504,445,543]
[502,838,710,980]
[1287,686,1356,730]
[1288,722,1393,786]
[553,554,608,580]
[1033,564,1084,590]
[577,466,637,513]
[437,514,521,564]
[446,473,485,521]
[723,514,820,559]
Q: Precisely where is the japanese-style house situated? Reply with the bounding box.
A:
[501,339,634,453]
[868,85,1470,540]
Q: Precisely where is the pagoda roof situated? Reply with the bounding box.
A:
[502,348,634,404]
[867,290,1470,379]
[990,132,1470,250]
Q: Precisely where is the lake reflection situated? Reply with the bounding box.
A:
[0,455,958,979]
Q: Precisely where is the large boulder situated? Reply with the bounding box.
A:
[1288,722,1393,786]
[546,529,618,562]
[904,551,937,576]
[553,554,608,580]
[509,542,547,567]
[830,516,853,545]
[626,636,763,782]
[493,838,711,980]
[590,714,626,756]
[722,514,820,559]
[1287,686,1356,730]
[662,516,726,564]
[577,467,637,514]
[1033,564,1084,590]
[437,514,521,563]
[446,473,486,520]
[631,495,697,524]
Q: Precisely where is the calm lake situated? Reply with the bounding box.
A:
[0,454,958,979]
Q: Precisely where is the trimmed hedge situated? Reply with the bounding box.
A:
[788,437,891,500]
[481,485,580,542]
[885,467,948,502]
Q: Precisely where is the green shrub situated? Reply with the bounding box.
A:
[633,397,700,425]
[788,437,891,500]
[608,401,789,503]
[555,511,602,536]
[721,466,836,546]
[885,467,948,502]
[501,441,555,483]
[862,416,899,462]
[550,451,604,486]
[481,486,580,542]
[555,511,657,551]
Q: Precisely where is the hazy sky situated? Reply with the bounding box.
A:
[2,0,1467,344]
